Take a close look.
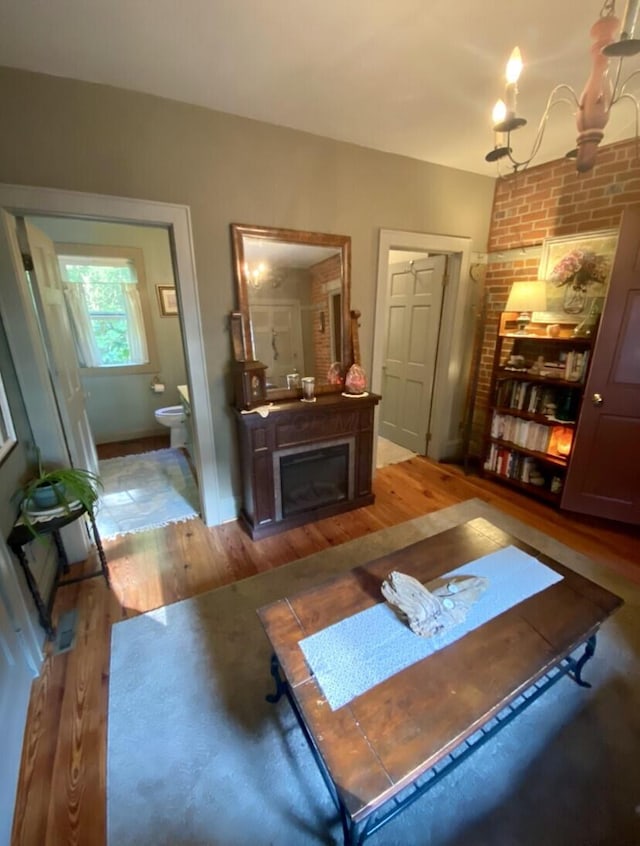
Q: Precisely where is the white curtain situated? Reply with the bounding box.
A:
[64,284,102,367]
[122,284,149,364]
[65,280,149,367]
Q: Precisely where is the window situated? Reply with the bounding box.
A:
[57,245,158,374]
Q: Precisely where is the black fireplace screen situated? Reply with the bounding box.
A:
[280,443,349,517]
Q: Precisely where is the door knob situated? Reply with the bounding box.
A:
[592,393,603,406]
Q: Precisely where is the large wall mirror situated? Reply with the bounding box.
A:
[231,223,352,395]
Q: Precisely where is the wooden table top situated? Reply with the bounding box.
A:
[257,518,623,822]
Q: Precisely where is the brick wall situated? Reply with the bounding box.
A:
[472,138,640,455]
[310,254,342,378]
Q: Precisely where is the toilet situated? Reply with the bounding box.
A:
[154,406,187,448]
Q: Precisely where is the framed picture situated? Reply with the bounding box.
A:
[537,229,618,322]
[157,285,178,316]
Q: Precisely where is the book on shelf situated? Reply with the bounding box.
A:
[491,411,555,455]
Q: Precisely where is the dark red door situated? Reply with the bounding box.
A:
[562,205,640,525]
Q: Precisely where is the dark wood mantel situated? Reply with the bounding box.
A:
[234,392,381,539]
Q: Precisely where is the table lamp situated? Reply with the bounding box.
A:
[505,281,547,333]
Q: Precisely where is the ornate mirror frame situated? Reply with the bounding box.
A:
[230,223,352,399]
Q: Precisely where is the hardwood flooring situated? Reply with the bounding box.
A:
[10,457,640,845]
[96,434,170,460]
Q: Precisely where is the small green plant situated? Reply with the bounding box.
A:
[15,447,103,535]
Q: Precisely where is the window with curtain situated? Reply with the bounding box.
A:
[58,250,155,371]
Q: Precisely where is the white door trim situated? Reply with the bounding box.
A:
[373,229,472,462]
[0,183,221,526]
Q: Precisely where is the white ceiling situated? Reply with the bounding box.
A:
[1,1,638,176]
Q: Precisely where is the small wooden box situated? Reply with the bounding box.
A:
[233,360,267,410]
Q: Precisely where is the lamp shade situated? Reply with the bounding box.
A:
[505,281,547,313]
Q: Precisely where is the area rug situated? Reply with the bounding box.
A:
[376,436,417,468]
[96,448,199,540]
[107,499,640,846]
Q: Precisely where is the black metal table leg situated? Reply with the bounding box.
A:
[87,508,109,585]
[568,634,597,687]
[51,528,70,575]
[10,543,55,639]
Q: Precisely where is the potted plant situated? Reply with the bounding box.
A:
[14,447,103,535]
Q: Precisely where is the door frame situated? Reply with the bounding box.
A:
[372,229,473,461]
[0,183,221,526]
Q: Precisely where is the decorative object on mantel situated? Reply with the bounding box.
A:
[232,360,267,410]
[344,309,367,394]
[381,570,489,638]
[485,1,640,173]
[327,360,344,387]
[240,404,273,418]
[300,376,316,402]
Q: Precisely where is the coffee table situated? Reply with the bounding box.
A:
[257,518,623,846]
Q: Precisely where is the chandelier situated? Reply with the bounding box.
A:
[486,0,640,173]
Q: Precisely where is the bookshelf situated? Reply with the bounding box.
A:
[481,314,594,504]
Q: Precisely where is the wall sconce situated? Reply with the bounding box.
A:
[320,311,326,333]
[505,281,547,333]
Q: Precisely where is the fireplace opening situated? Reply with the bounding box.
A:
[279,442,350,518]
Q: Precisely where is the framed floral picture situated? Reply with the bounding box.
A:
[537,229,618,322]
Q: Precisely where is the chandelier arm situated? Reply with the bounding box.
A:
[615,91,640,140]
[528,93,580,160]
[614,68,640,102]
[503,90,579,170]
[609,57,625,106]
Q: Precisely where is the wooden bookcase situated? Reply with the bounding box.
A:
[481,314,595,505]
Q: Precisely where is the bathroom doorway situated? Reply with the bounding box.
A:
[0,183,220,527]
[28,215,189,459]
[25,215,195,531]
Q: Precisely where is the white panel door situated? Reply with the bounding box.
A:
[250,300,304,388]
[17,218,98,476]
[379,256,446,453]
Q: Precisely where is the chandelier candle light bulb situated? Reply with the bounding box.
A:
[485,1,640,173]
[493,100,507,146]
[504,46,523,114]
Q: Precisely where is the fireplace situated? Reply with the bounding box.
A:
[274,438,355,520]
[234,392,379,539]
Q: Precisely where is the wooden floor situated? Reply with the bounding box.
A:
[10,456,640,845]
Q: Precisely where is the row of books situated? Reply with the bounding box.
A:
[490,413,555,453]
[495,380,579,420]
[484,446,564,493]
[484,447,540,482]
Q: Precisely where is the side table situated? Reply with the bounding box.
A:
[7,503,109,640]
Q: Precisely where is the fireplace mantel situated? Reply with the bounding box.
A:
[234,393,380,539]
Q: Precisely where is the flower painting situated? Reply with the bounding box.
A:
[538,230,618,321]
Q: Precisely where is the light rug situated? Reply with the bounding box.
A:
[107,499,640,846]
[96,448,199,540]
[376,436,417,468]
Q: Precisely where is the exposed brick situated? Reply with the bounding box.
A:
[480,137,638,451]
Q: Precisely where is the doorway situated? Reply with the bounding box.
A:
[25,215,195,535]
[0,184,220,526]
[28,215,188,453]
[378,253,446,455]
[372,229,474,466]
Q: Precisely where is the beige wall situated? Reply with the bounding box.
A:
[0,66,496,517]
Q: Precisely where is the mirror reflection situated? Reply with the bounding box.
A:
[231,224,351,393]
